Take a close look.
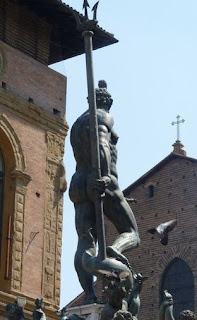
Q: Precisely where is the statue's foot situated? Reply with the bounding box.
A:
[83,294,98,305]
[106,246,132,270]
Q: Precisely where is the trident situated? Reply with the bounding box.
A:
[73,1,106,261]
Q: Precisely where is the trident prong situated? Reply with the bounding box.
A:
[83,0,90,19]
[81,0,99,29]
[67,0,100,32]
[92,1,99,21]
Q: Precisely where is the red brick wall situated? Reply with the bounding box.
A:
[0,0,51,65]
[1,41,66,118]
[0,35,67,304]
[102,156,197,320]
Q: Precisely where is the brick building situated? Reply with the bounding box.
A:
[68,141,197,320]
[122,141,197,320]
[0,0,117,319]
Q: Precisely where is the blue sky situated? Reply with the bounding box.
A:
[51,0,197,306]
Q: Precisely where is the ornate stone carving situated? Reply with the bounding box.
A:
[0,113,32,293]
[42,132,65,306]
[46,132,64,163]
[60,161,67,193]
[11,171,31,292]
[0,113,31,292]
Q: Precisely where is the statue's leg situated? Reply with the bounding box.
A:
[104,190,140,264]
[74,201,97,304]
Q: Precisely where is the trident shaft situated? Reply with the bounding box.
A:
[83,30,107,261]
[72,1,106,261]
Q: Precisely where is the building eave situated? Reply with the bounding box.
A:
[11,0,118,64]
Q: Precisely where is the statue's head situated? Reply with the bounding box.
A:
[133,273,148,289]
[95,80,113,109]
[56,306,68,320]
[5,301,24,320]
[103,276,128,305]
[35,298,45,309]
[163,290,173,301]
[179,310,196,320]
[114,310,135,320]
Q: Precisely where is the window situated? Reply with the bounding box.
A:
[160,258,194,319]
[148,185,154,198]
[0,149,4,253]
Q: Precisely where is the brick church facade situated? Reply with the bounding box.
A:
[113,141,197,320]
[68,142,197,320]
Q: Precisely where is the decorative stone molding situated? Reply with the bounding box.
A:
[42,132,65,307]
[10,171,31,293]
[0,113,26,171]
[0,114,31,292]
[46,132,64,162]
[0,291,60,320]
[11,170,32,186]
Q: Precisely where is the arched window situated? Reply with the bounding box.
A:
[0,149,5,252]
[160,258,194,319]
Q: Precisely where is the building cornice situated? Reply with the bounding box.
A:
[0,88,69,138]
[11,0,118,64]
[0,291,60,320]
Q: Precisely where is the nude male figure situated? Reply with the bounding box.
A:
[69,80,140,303]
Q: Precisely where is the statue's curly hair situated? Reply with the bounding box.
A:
[95,80,113,107]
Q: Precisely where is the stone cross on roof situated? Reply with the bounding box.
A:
[171,115,185,142]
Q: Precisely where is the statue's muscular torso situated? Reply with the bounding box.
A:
[69,108,118,203]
